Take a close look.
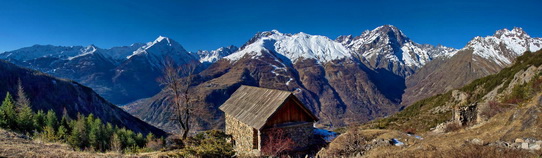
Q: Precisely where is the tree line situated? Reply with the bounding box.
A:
[0,82,164,153]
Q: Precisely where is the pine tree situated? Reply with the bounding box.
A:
[0,92,17,129]
[45,110,58,130]
[88,117,102,151]
[103,123,114,150]
[16,104,34,133]
[135,132,145,147]
[33,110,46,132]
[60,108,71,134]
[68,114,87,150]
[42,125,57,141]
[57,125,68,141]
[146,133,155,143]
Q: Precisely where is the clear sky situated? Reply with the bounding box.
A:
[0,0,541,52]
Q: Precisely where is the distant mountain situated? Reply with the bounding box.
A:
[402,27,542,106]
[0,36,202,105]
[194,45,238,66]
[124,30,402,132]
[3,25,539,134]
[0,59,165,136]
[336,25,456,77]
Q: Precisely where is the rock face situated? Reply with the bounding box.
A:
[0,60,165,136]
[337,25,456,77]
[402,27,542,106]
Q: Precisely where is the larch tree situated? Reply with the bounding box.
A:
[158,58,201,139]
[16,80,34,133]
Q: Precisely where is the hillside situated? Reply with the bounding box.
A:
[0,60,166,136]
[403,28,542,106]
[0,128,126,157]
[319,50,542,157]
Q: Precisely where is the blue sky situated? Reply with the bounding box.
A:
[0,0,541,52]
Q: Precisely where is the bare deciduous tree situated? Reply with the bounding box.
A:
[158,58,200,139]
[262,128,295,156]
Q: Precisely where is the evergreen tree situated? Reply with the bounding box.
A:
[57,125,68,141]
[45,110,58,130]
[33,110,46,132]
[135,132,145,147]
[60,108,71,134]
[16,104,34,133]
[88,117,102,151]
[146,133,155,143]
[103,123,115,150]
[0,92,17,129]
[68,114,87,150]
[41,125,57,141]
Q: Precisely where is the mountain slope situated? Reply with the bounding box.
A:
[124,30,401,132]
[366,49,542,132]
[403,27,542,106]
[0,36,200,105]
[319,50,542,157]
[337,25,456,77]
[0,59,166,136]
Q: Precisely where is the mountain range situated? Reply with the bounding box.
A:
[1,25,541,132]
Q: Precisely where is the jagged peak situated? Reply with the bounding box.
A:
[494,27,530,39]
[155,35,169,43]
[464,27,541,66]
[227,30,351,63]
[127,36,188,59]
[82,44,98,53]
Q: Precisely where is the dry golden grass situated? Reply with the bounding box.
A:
[0,129,120,157]
[323,94,542,158]
[0,129,157,158]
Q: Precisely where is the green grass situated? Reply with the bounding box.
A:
[363,50,542,133]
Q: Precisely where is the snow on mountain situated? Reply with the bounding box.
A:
[127,36,188,58]
[0,45,89,61]
[225,30,352,63]
[126,36,196,68]
[103,43,146,61]
[464,27,542,66]
[337,25,456,68]
[195,45,238,64]
[67,45,99,60]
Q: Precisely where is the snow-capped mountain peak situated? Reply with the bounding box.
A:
[226,30,351,63]
[67,45,100,60]
[465,27,542,66]
[127,36,188,59]
[494,27,530,39]
[195,45,238,64]
[338,25,456,72]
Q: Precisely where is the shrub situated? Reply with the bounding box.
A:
[480,100,511,119]
[170,130,234,157]
[261,128,295,157]
[323,128,369,157]
[444,122,462,132]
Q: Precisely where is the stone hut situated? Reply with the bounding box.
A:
[219,85,319,156]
